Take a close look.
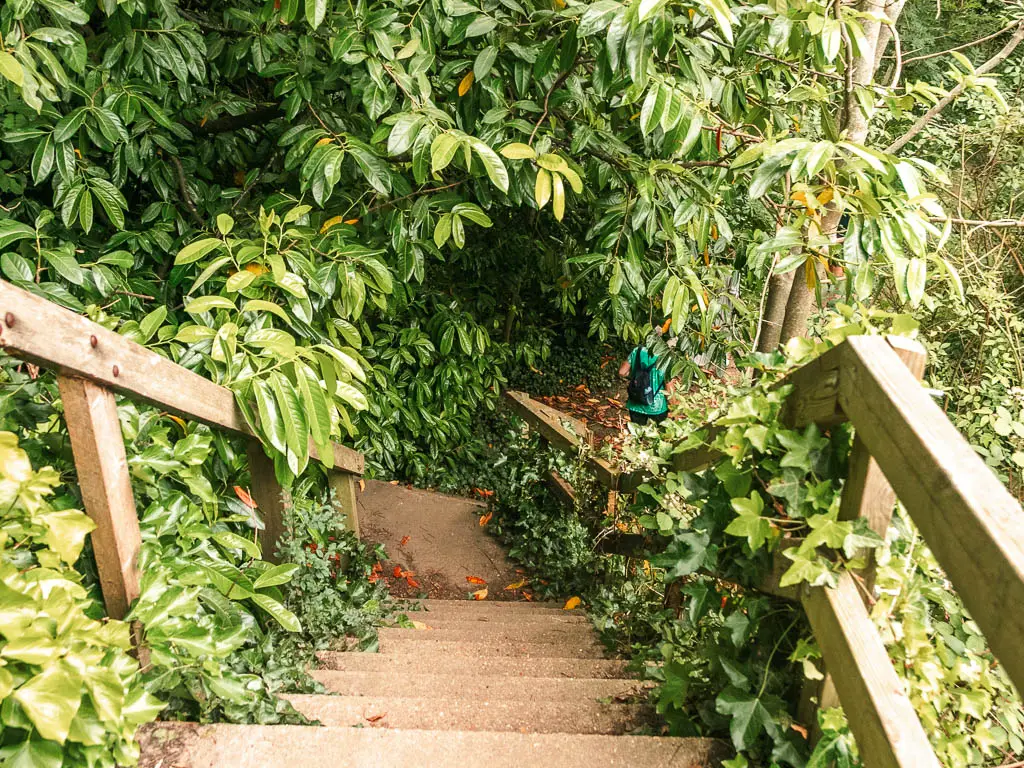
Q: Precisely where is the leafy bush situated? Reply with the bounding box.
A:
[0,431,165,768]
[276,479,389,647]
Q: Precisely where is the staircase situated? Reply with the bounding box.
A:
[139,598,729,767]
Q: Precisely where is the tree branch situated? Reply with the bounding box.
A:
[900,21,1021,65]
[528,59,579,146]
[169,155,204,228]
[885,22,1024,154]
[192,105,281,135]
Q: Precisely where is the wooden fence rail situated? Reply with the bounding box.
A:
[0,280,365,620]
[507,334,1024,768]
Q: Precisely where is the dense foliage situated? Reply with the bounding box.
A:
[1,0,1023,765]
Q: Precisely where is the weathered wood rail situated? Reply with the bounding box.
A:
[507,334,1024,768]
[0,280,364,620]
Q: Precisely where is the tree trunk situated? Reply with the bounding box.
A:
[756,265,797,353]
[755,0,903,350]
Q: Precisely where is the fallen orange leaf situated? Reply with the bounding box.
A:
[504,578,528,590]
[233,486,257,509]
[406,576,420,588]
[563,596,581,611]
[393,566,404,579]
[366,713,386,723]
[466,576,487,585]
[358,479,366,492]
[472,587,488,600]
[400,536,410,547]
[521,591,534,601]
[478,511,493,526]
[791,723,809,739]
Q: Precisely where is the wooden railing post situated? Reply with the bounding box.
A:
[800,336,927,736]
[58,375,141,620]
[329,470,361,539]
[247,443,290,564]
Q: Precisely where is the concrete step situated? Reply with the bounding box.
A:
[398,606,589,625]
[381,620,596,644]
[315,651,634,679]
[378,636,608,659]
[285,694,653,735]
[413,598,576,615]
[311,670,652,701]
[139,722,732,768]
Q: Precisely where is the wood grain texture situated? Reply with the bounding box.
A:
[329,470,361,539]
[0,280,363,475]
[247,442,290,563]
[802,573,941,768]
[840,335,1024,695]
[545,470,577,508]
[504,391,620,488]
[58,375,141,619]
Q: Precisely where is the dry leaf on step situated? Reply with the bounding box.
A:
[563,596,581,610]
[472,587,488,600]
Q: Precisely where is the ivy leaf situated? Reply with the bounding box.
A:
[651,531,710,579]
[725,491,773,551]
[801,513,851,551]
[779,548,834,588]
[653,661,689,714]
[39,508,95,564]
[14,664,84,744]
[714,687,781,751]
[776,425,828,472]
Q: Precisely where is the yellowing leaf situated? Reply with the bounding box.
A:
[244,263,268,276]
[472,587,488,600]
[315,137,333,146]
[320,215,344,233]
[168,415,187,431]
[816,188,835,206]
[505,578,528,590]
[458,71,474,97]
[344,218,360,225]
[804,257,818,290]
[551,172,565,221]
[478,511,493,526]
[535,168,552,209]
[466,575,487,585]
[563,596,581,610]
[553,0,565,8]
[500,142,537,160]
[410,620,430,630]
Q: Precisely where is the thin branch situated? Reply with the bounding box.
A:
[528,59,579,146]
[362,181,465,215]
[169,154,204,228]
[888,18,903,89]
[901,21,1021,65]
[193,105,280,135]
[886,22,1024,153]
[931,216,1024,228]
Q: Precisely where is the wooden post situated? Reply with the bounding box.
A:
[329,470,360,538]
[58,375,141,620]
[247,442,289,564]
[800,337,927,735]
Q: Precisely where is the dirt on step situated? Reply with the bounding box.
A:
[358,480,526,602]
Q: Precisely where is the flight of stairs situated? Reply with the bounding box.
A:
[138,599,730,767]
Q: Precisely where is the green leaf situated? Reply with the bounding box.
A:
[213,531,262,559]
[779,548,833,588]
[253,379,288,454]
[253,563,300,589]
[500,142,536,160]
[251,593,301,632]
[217,214,234,235]
[1,738,63,768]
[0,52,24,87]
[431,133,461,173]
[185,295,236,314]
[714,687,780,751]
[241,299,290,322]
[42,248,85,285]
[472,140,509,193]
[296,360,333,467]
[175,238,223,266]
[0,220,35,250]
[269,371,309,470]
[39,508,95,564]
[14,664,83,744]
[474,46,498,80]
[306,0,327,29]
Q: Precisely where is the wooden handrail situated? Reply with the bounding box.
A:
[0,279,365,620]
[0,281,363,475]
